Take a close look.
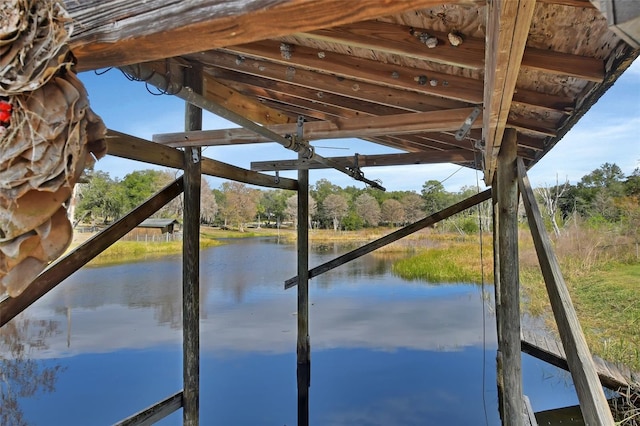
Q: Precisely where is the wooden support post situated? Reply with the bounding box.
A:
[517,158,615,425]
[495,128,524,425]
[183,67,202,426]
[492,175,505,419]
[297,150,310,426]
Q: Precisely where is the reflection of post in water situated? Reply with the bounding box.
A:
[67,305,71,348]
[297,360,310,426]
[297,149,310,426]
[0,318,63,426]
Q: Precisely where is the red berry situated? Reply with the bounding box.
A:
[0,101,11,112]
[0,110,10,122]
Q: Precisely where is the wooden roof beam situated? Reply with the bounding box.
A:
[204,76,295,125]
[67,0,476,72]
[483,0,536,183]
[251,150,476,171]
[296,20,603,81]
[223,40,484,103]
[201,61,464,112]
[216,42,574,113]
[152,108,482,147]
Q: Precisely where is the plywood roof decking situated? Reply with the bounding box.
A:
[64,0,639,184]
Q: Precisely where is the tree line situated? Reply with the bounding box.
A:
[75,163,639,236]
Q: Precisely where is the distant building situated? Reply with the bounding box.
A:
[136,219,181,234]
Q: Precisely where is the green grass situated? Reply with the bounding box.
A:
[520,259,640,371]
[573,263,640,371]
[391,240,493,284]
[86,236,223,266]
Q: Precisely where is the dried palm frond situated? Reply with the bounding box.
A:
[0,0,106,298]
[1,0,74,96]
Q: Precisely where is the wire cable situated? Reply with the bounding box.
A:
[475,150,490,426]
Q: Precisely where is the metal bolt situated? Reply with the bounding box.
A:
[415,75,428,85]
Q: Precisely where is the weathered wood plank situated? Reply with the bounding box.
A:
[483,0,535,184]
[251,149,475,171]
[152,108,480,147]
[200,50,573,114]
[107,130,298,190]
[298,20,603,81]
[224,40,484,104]
[517,157,615,425]
[521,330,639,393]
[201,52,469,112]
[115,391,183,426]
[204,76,294,125]
[0,178,184,327]
[495,129,524,425]
[523,395,539,426]
[66,0,476,71]
[285,189,491,289]
[182,67,201,426]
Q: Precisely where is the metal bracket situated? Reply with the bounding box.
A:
[274,170,280,184]
[287,115,314,159]
[455,106,481,141]
[190,148,200,163]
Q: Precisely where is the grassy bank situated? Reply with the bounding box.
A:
[394,226,639,371]
[391,234,493,283]
[84,237,223,266]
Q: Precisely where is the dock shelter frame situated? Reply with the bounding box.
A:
[2,0,640,425]
[0,122,621,426]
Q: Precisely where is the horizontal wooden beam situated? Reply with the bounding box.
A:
[0,178,184,327]
[285,189,492,289]
[251,149,476,171]
[297,20,603,81]
[153,108,480,147]
[115,391,183,426]
[107,130,298,190]
[223,40,484,104]
[201,52,469,111]
[67,0,470,71]
[201,49,573,115]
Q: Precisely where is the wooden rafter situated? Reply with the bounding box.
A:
[222,40,484,103]
[67,0,479,71]
[482,0,536,183]
[152,107,481,147]
[204,76,294,125]
[296,20,603,81]
[203,61,464,112]
[214,43,574,114]
[250,149,476,171]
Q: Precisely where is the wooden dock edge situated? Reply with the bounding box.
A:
[114,390,183,426]
[521,329,640,394]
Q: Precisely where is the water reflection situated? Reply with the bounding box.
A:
[0,318,63,425]
[3,238,579,425]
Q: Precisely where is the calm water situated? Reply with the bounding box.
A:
[2,237,580,425]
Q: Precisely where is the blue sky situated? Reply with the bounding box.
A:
[78,59,639,193]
